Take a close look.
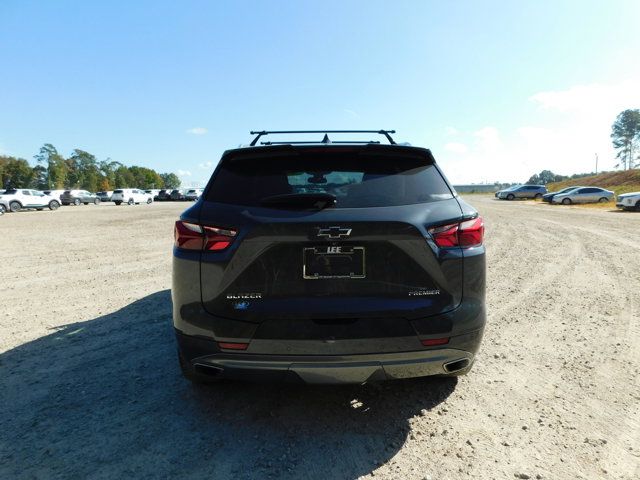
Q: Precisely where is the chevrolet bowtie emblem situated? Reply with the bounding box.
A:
[317,226,352,239]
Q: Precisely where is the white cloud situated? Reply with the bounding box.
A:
[177,169,192,177]
[343,109,360,119]
[186,127,208,135]
[198,161,213,169]
[444,142,469,154]
[435,77,640,184]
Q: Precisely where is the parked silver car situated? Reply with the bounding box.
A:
[496,184,547,200]
[551,187,614,205]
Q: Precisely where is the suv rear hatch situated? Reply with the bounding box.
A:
[196,145,465,328]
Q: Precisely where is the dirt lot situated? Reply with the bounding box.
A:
[1,197,639,479]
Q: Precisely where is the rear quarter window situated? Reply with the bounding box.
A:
[205,151,453,208]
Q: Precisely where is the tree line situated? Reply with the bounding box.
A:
[526,109,640,184]
[0,144,181,191]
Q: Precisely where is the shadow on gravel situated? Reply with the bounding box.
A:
[0,290,457,480]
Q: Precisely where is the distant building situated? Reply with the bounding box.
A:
[452,184,499,193]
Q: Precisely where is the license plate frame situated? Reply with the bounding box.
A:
[303,246,365,279]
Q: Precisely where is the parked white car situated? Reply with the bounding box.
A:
[616,192,640,211]
[184,188,203,201]
[43,189,66,202]
[0,189,61,212]
[111,188,153,205]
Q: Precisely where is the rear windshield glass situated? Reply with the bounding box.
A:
[113,189,123,193]
[205,151,453,208]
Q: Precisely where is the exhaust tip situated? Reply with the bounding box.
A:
[443,358,470,373]
[193,363,224,377]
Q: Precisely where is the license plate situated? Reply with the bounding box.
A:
[303,246,365,279]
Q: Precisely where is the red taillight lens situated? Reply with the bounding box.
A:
[421,337,450,346]
[217,341,249,350]
[174,221,236,251]
[174,221,204,250]
[458,217,484,247]
[428,216,484,249]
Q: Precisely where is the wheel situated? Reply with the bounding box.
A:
[178,350,220,385]
[598,197,609,203]
[534,193,542,199]
[507,194,515,200]
[562,198,571,205]
[636,200,640,212]
[114,201,122,205]
[0,204,5,215]
[128,198,134,205]
[94,198,100,205]
[49,200,60,210]
[9,201,21,213]
[146,198,152,204]
[73,198,81,206]
[36,208,43,211]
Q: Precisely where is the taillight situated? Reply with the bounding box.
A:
[428,216,484,248]
[174,221,237,251]
[421,337,450,346]
[217,341,249,350]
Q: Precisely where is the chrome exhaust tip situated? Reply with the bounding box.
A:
[443,358,470,373]
[193,363,224,377]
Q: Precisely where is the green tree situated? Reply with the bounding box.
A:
[114,165,135,188]
[160,172,181,189]
[34,144,67,189]
[0,156,34,188]
[527,170,568,185]
[611,109,640,170]
[68,149,100,191]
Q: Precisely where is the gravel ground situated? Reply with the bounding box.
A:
[0,198,638,479]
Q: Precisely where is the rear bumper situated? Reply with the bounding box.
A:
[175,328,482,384]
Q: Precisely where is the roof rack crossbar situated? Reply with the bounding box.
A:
[249,130,396,146]
[260,140,381,145]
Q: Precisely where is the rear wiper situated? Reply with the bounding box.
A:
[260,193,337,210]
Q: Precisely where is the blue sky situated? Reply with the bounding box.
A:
[1,1,639,185]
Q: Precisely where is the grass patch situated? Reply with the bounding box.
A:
[548,169,640,196]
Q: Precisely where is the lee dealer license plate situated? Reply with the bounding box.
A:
[303,246,365,279]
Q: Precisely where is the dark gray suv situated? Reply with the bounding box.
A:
[172,130,486,384]
[496,184,547,200]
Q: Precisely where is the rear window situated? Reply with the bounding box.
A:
[113,189,123,193]
[206,151,453,208]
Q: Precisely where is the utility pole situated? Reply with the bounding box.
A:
[595,153,598,175]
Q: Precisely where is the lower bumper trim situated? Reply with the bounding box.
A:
[190,348,474,384]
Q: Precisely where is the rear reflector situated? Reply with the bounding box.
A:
[421,337,450,346]
[217,342,249,350]
[428,216,484,248]
[174,221,237,251]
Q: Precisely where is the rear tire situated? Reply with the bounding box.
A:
[128,198,134,205]
[507,194,515,200]
[9,201,21,213]
[94,198,100,205]
[146,198,152,204]
[636,200,640,212]
[562,198,572,205]
[534,193,542,199]
[49,200,60,210]
[0,204,5,215]
[36,208,43,211]
[114,201,122,205]
[598,197,609,203]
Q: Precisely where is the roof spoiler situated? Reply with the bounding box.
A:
[248,130,397,146]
